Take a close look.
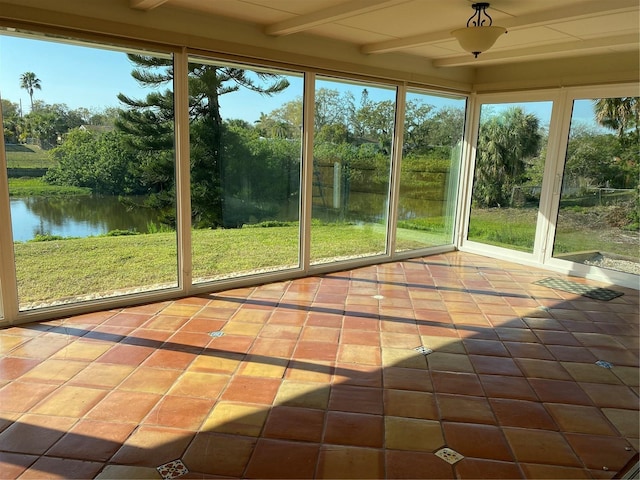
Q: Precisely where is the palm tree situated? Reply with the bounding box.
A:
[473,107,541,207]
[19,72,42,111]
[593,97,639,138]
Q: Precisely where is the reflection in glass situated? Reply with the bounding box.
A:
[1,32,178,310]
[468,102,552,252]
[553,97,639,274]
[310,77,396,264]
[188,58,303,282]
[396,90,466,252]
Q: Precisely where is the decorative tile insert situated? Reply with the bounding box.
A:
[595,360,614,369]
[435,447,464,465]
[372,295,385,300]
[414,346,434,356]
[157,459,188,479]
[209,331,225,338]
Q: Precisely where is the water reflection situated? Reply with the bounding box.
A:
[11,191,451,243]
[10,195,161,242]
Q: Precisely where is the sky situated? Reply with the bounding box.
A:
[0,32,306,121]
[0,30,467,123]
[0,30,597,127]
[0,34,146,113]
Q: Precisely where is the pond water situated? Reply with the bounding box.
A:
[10,192,450,242]
[10,195,162,242]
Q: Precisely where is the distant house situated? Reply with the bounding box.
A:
[78,124,115,134]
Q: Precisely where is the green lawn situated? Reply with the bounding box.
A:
[8,177,90,196]
[5,144,54,169]
[12,205,638,307]
[16,223,438,306]
[469,206,639,258]
[468,208,537,252]
[15,233,180,305]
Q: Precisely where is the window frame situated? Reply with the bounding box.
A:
[11,24,634,323]
[458,89,566,266]
[458,85,639,290]
[541,84,639,289]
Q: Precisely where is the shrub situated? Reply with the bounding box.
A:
[102,229,140,237]
[146,221,174,234]
[29,234,66,242]
[605,195,640,231]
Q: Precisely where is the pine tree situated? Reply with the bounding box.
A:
[116,54,289,227]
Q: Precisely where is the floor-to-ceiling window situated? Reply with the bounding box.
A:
[552,95,639,275]
[187,57,304,283]
[1,31,179,311]
[466,100,553,254]
[310,76,396,265]
[460,88,638,289]
[1,25,635,328]
[395,90,466,252]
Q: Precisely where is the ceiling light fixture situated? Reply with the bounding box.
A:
[451,2,506,58]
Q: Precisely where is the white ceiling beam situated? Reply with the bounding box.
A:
[130,0,169,11]
[361,31,451,55]
[361,0,638,54]
[432,33,640,68]
[264,0,409,36]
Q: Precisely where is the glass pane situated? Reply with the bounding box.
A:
[468,101,552,252]
[553,97,639,274]
[396,90,465,252]
[1,31,178,310]
[311,77,395,264]
[188,58,303,282]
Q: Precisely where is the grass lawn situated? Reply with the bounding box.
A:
[191,226,301,281]
[553,223,639,258]
[8,177,90,196]
[15,233,180,306]
[14,221,457,306]
[13,206,638,307]
[468,208,537,252]
[469,206,639,258]
[16,223,444,306]
[5,144,54,169]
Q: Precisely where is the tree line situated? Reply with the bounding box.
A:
[3,63,637,229]
[3,58,466,228]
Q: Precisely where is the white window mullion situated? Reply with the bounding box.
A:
[0,97,19,325]
[535,88,570,264]
[456,92,480,249]
[387,83,406,257]
[174,47,193,293]
[299,72,315,272]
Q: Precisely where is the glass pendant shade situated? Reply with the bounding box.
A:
[451,25,506,57]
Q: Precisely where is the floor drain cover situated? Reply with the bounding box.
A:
[414,346,433,355]
[596,360,614,368]
[435,447,464,465]
[157,459,188,479]
[209,331,225,338]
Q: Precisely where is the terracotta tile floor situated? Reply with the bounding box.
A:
[0,252,638,479]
